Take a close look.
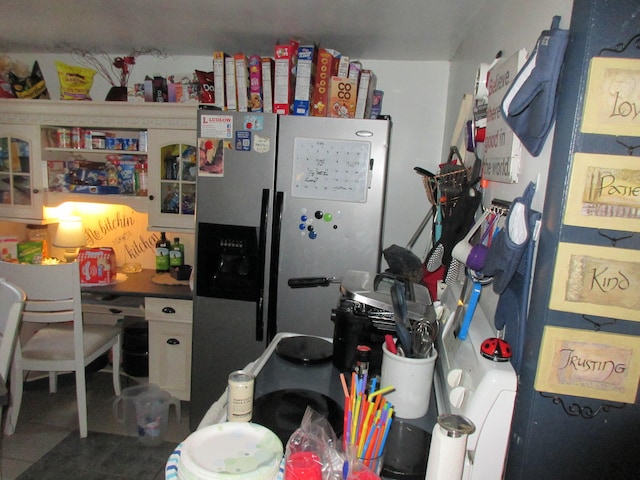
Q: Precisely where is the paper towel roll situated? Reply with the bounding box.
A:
[425,415,475,480]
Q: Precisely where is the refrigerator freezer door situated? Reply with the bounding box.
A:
[191,111,278,429]
[269,116,391,340]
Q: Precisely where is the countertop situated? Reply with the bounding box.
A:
[80,268,193,300]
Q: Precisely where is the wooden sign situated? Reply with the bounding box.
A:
[582,57,640,136]
[535,326,640,403]
[549,242,640,322]
[482,49,526,184]
[564,153,640,232]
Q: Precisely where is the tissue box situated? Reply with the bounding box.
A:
[77,247,117,285]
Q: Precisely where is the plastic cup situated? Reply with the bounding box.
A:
[357,453,385,476]
[285,451,322,480]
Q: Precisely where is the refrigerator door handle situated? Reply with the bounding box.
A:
[256,188,270,342]
[266,191,284,343]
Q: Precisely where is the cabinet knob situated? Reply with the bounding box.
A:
[167,338,180,345]
[148,195,155,200]
[162,306,176,314]
[32,188,40,194]
[109,308,122,314]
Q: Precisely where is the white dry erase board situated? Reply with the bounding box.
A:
[291,138,371,202]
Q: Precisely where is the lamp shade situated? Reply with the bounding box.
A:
[54,216,86,248]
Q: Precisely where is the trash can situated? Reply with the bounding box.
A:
[123,321,149,377]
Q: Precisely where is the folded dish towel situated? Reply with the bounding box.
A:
[501,16,569,156]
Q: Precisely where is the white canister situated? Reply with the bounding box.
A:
[425,414,476,480]
[380,343,437,419]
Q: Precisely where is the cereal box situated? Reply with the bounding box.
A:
[329,76,357,118]
[273,39,300,115]
[311,48,340,117]
[78,247,117,285]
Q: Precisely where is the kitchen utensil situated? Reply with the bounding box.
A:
[391,280,413,357]
[412,319,437,359]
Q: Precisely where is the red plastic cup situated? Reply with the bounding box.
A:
[284,451,322,480]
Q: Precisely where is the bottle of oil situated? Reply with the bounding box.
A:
[170,237,184,267]
[155,232,170,272]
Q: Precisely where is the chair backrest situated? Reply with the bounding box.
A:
[0,262,84,359]
[0,277,26,381]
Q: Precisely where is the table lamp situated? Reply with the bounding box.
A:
[54,216,86,262]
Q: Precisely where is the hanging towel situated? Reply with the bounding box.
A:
[501,16,569,156]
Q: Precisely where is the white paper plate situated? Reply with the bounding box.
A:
[171,423,284,480]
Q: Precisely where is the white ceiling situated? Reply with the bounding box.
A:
[0,0,486,61]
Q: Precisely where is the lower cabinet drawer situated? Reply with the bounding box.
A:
[145,297,193,323]
[147,313,192,401]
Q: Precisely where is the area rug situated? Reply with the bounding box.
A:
[17,431,177,480]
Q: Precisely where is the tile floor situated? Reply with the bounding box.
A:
[0,371,192,480]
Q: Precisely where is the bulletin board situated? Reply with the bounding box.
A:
[291,137,371,202]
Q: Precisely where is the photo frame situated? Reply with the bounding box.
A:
[535,326,640,404]
[581,57,640,136]
[564,152,640,232]
[549,242,640,322]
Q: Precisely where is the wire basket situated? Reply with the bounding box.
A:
[422,167,471,206]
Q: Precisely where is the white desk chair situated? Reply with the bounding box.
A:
[0,262,122,438]
[0,277,25,480]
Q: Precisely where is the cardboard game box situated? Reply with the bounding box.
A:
[0,236,19,263]
[78,247,117,285]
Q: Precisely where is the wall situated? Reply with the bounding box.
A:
[3,53,451,262]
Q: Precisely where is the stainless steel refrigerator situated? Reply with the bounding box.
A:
[190,110,391,428]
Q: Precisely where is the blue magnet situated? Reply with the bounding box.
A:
[309,231,318,239]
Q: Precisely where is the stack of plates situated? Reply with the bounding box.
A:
[167,423,284,480]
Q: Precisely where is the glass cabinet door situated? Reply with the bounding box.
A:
[0,124,44,221]
[148,129,197,231]
[0,136,32,206]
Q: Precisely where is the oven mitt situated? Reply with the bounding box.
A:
[500,16,569,157]
[426,187,482,272]
[493,208,540,374]
[482,182,535,294]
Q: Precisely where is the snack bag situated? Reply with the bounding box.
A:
[9,61,50,99]
[195,70,215,104]
[56,61,96,100]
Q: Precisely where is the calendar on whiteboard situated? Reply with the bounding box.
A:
[291,137,372,202]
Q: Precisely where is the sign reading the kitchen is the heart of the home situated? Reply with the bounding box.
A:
[535,326,640,404]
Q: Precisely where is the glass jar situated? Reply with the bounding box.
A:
[27,224,49,259]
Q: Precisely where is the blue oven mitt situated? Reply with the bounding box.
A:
[481,182,535,294]
[500,16,569,156]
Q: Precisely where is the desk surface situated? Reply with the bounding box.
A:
[80,269,192,300]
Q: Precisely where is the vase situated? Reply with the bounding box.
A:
[105,86,128,102]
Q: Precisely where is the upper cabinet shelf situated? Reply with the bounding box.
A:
[0,100,199,229]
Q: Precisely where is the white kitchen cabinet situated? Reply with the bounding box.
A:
[0,100,198,221]
[145,296,193,401]
[147,129,197,232]
[0,123,47,222]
